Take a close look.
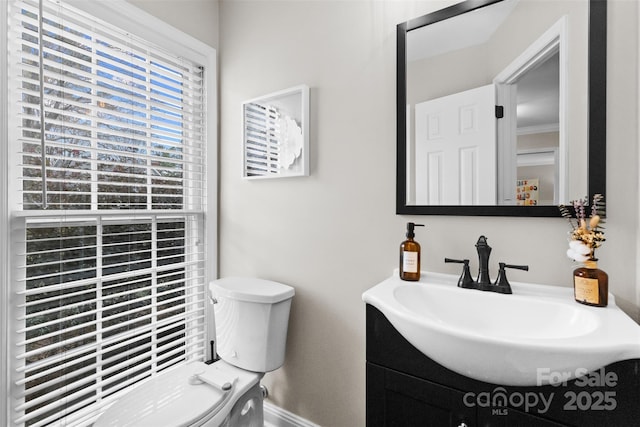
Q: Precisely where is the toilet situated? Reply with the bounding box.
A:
[95,277,295,427]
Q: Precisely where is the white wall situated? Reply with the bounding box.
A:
[131,1,639,426]
[127,0,219,49]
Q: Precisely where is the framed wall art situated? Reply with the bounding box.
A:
[242,85,309,179]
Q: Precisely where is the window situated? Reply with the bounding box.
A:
[3,0,216,425]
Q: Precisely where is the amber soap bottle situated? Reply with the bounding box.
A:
[573,259,608,307]
[400,222,424,281]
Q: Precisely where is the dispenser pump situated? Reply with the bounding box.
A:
[400,222,425,281]
[405,222,424,239]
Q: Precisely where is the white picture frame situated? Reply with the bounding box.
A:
[242,85,310,179]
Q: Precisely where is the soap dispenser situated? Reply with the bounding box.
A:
[400,222,424,281]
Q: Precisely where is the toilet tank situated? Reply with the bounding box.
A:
[211,278,295,373]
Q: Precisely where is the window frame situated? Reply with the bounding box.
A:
[0,0,218,424]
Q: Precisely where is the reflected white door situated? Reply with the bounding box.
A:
[414,84,497,205]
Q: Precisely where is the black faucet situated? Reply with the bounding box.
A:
[475,236,492,287]
[445,236,528,294]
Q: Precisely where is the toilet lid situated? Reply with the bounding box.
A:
[95,362,236,427]
[211,277,295,304]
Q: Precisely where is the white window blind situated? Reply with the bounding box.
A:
[6,0,209,425]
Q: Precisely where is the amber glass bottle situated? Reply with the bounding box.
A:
[573,259,608,307]
[400,222,424,281]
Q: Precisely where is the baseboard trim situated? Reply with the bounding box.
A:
[263,401,320,427]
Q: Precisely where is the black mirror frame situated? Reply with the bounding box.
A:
[396,0,606,217]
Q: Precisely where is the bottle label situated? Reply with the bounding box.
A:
[574,276,599,304]
[403,251,418,273]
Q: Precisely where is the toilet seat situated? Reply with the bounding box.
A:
[94,361,262,427]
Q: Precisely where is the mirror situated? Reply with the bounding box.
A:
[397,0,606,216]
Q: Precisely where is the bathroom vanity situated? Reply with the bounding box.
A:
[363,274,640,426]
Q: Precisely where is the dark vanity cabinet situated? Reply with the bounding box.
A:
[366,305,640,427]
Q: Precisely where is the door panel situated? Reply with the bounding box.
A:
[415,84,496,205]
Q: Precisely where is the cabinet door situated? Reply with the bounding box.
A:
[367,363,474,427]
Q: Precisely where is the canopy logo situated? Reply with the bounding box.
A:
[463,388,554,415]
[463,368,619,415]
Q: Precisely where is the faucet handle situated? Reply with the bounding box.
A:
[493,262,529,294]
[503,263,529,271]
[444,258,475,288]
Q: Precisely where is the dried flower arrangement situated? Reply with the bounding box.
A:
[559,194,606,262]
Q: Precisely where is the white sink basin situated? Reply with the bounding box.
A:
[363,271,640,386]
